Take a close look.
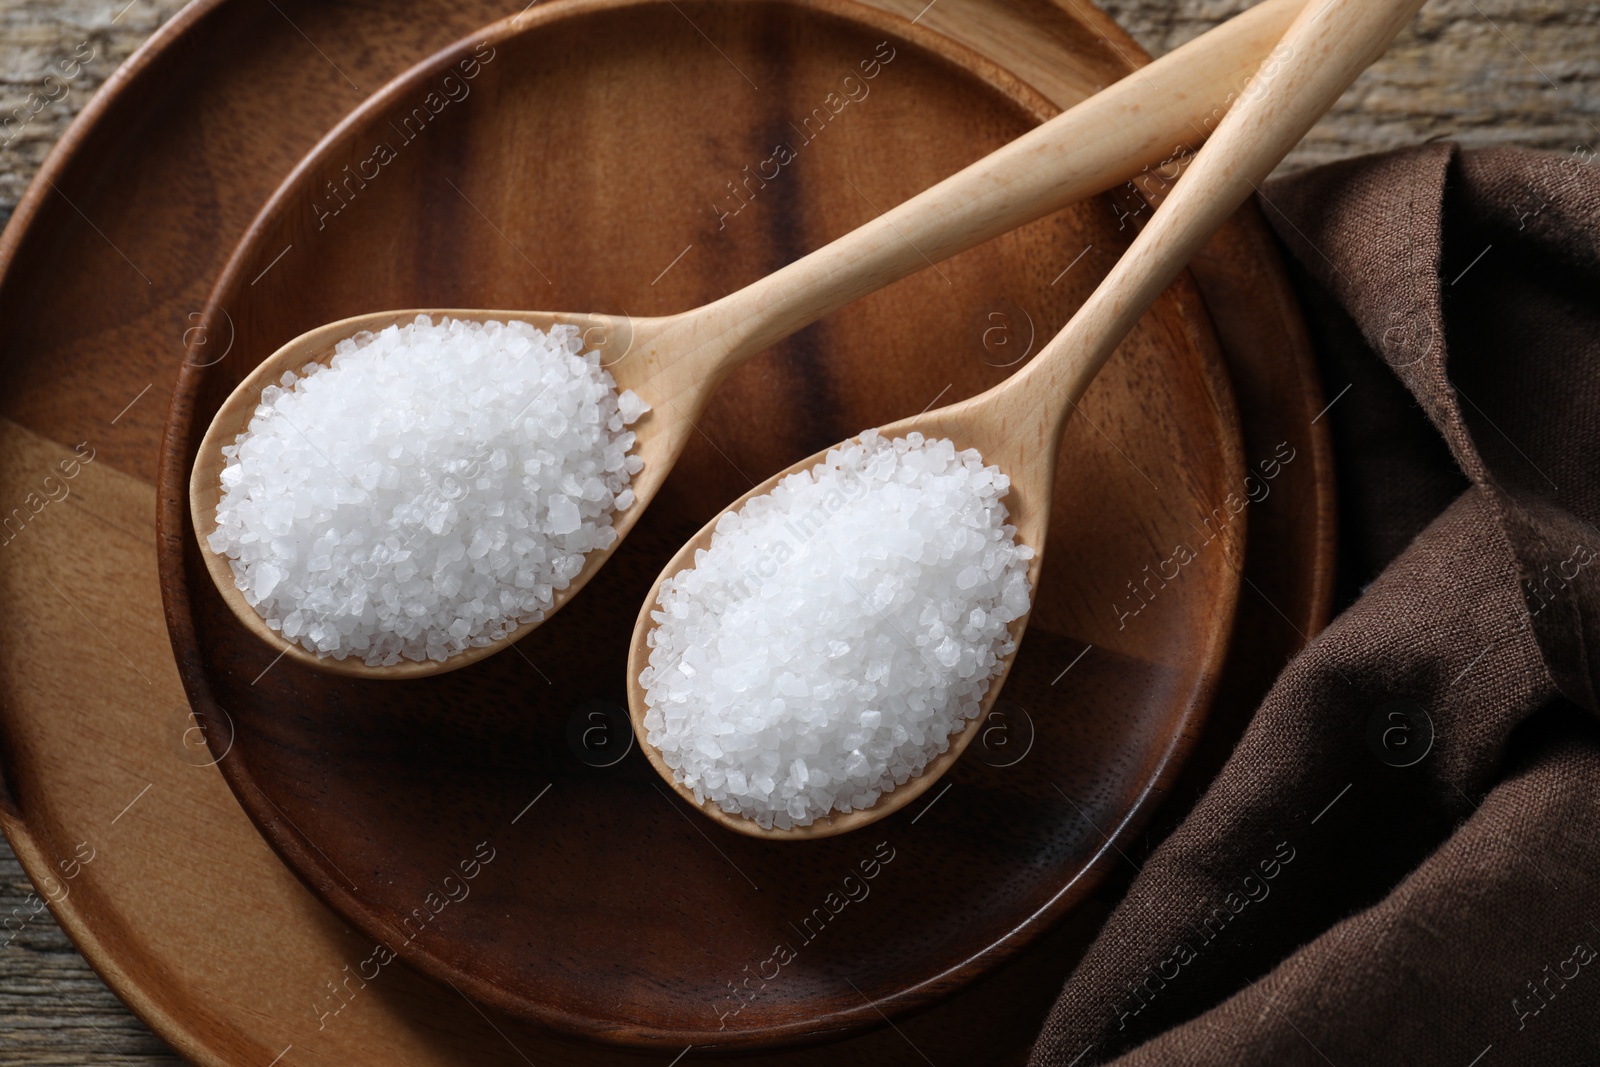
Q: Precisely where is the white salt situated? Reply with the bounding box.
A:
[640,430,1033,829]
[207,315,648,665]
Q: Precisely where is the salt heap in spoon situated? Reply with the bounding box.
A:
[640,430,1032,830]
[208,315,648,666]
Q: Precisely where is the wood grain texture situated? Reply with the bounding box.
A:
[1102,0,1600,167]
[0,0,1588,1060]
[0,401,1107,1066]
[0,854,178,1065]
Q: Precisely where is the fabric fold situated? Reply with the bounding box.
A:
[1031,144,1600,1066]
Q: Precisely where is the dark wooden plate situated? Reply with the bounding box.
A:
[158,0,1252,1050]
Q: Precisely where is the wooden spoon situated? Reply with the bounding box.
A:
[628,0,1427,838]
[190,0,1306,679]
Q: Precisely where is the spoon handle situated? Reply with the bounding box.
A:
[694,0,1307,361]
[1002,0,1425,444]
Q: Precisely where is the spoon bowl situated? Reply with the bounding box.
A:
[626,391,1054,839]
[190,306,685,679]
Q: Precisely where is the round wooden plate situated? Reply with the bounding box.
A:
[0,0,1332,1063]
[162,0,1249,1050]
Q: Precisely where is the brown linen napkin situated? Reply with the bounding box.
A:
[1029,143,1600,1066]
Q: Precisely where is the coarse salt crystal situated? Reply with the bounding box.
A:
[208,315,649,665]
[641,431,1032,829]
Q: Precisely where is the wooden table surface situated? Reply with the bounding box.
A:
[1,0,1595,1062]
